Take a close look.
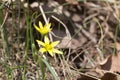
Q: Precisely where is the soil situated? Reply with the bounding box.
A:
[0,0,120,80]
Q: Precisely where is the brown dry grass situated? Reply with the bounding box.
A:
[0,0,120,80]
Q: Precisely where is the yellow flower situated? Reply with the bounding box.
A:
[36,36,63,56]
[34,21,52,35]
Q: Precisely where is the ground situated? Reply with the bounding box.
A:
[0,0,120,80]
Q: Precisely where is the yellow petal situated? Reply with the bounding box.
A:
[39,21,43,29]
[44,36,50,44]
[53,49,63,54]
[51,41,60,47]
[34,24,40,32]
[48,50,54,56]
[39,48,47,53]
[36,40,45,46]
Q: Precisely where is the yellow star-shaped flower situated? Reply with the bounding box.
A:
[34,21,52,35]
[36,36,63,56]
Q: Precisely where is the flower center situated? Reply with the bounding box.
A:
[40,27,49,34]
[45,44,52,50]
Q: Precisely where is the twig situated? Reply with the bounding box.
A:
[39,5,48,24]
[51,15,71,41]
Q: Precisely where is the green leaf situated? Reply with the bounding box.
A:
[42,58,59,80]
[0,8,3,25]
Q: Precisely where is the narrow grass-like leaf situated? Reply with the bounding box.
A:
[42,58,59,80]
